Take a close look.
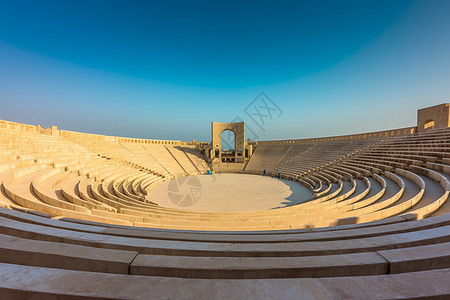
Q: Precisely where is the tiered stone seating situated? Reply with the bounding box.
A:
[66,134,211,178]
[181,145,210,172]
[245,144,293,172]
[0,207,449,298]
[0,119,449,299]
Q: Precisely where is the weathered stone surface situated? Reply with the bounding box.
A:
[0,263,333,300]
[321,268,450,299]
[130,252,388,278]
[0,233,138,274]
[1,215,450,257]
[378,241,450,273]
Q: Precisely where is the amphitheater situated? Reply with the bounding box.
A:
[0,103,450,299]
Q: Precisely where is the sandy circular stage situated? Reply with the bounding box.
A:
[146,173,313,212]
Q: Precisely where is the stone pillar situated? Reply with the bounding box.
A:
[51,126,59,136]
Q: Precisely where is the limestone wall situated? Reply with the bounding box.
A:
[417,103,450,133]
[0,118,429,147]
[0,119,191,146]
[0,119,37,132]
[252,126,417,145]
[59,129,189,145]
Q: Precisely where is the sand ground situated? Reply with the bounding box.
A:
[147,173,313,212]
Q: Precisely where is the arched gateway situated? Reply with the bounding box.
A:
[204,122,253,172]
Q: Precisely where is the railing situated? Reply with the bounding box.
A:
[0,119,37,132]
[0,118,417,146]
[251,126,417,145]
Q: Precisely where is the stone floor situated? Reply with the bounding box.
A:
[147,174,313,212]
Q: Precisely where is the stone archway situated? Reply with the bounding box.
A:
[211,122,246,163]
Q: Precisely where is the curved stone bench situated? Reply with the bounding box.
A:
[1,214,449,257]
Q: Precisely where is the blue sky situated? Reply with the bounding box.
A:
[1,0,449,141]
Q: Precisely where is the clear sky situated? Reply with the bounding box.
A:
[1,0,449,141]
